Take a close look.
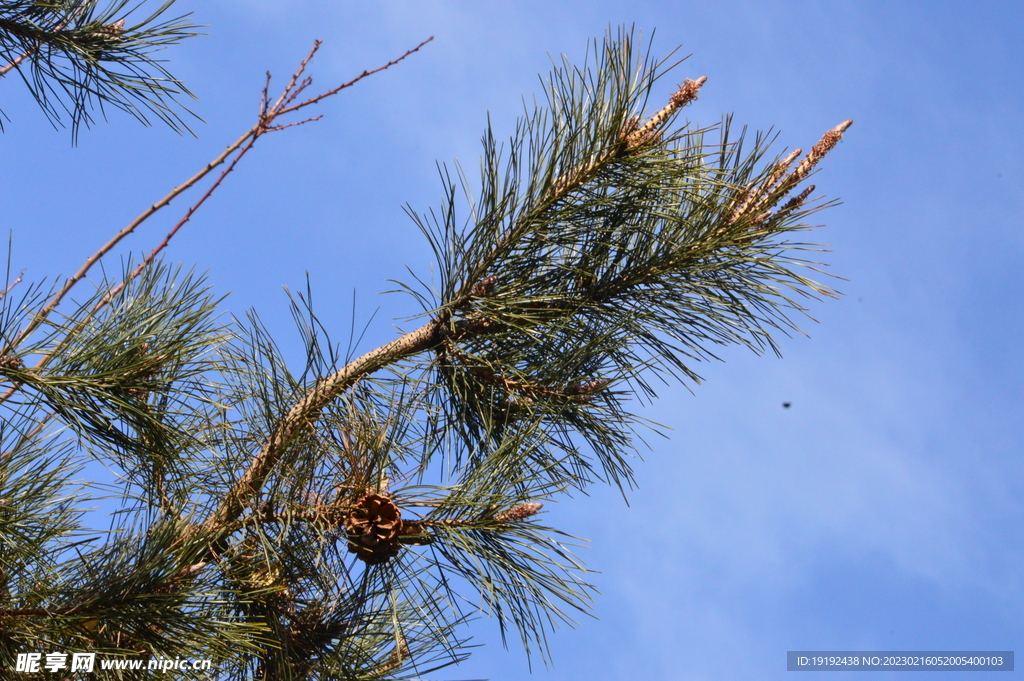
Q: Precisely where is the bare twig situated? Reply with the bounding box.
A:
[5,36,433,355]
[0,269,24,301]
[0,48,31,78]
[271,37,434,120]
[3,127,259,355]
[0,37,433,406]
[93,134,261,313]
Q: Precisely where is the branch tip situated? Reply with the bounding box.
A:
[495,502,544,522]
[624,75,706,149]
[776,118,854,196]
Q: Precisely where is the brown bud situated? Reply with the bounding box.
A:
[624,76,707,150]
[470,275,498,296]
[494,502,543,522]
[565,377,611,396]
[0,355,24,371]
[772,184,816,221]
[97,19,125,39]
[784,120,853,188]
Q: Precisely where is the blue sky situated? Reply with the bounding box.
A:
[3,2,1022,680]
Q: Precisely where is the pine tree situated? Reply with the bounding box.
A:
[0,16,851,680]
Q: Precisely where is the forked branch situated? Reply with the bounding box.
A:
[0,37,433,400]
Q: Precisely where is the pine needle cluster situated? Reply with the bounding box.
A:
[0,25,851,679]
[0,0,198,139]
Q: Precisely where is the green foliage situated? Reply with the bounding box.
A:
[0,26,849,679]
[0,0,198,139]
[405,28,838,496]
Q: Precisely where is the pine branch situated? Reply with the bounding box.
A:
[727,119,853,226]
[0,0,199,139]
[201,32,853,647]
[456,76,708,308]
[202,319,446,540]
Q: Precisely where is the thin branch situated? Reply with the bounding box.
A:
[3,125,260,354]
[0,268,24,300]
[272,37,434,119]
[0,36,434,403]
[0,139,260,430]
[202,318,447,538]
[0,46,30,77]
[0,607,66,618]
[93,134,261,313]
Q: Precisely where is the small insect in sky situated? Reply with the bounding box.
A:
[782,402,791,409]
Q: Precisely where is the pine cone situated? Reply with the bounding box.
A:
[344,494,403,565]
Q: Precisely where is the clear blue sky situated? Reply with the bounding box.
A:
[3,2,1022,680]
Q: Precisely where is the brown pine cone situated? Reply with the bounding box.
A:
[344,494,403,565]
